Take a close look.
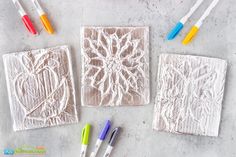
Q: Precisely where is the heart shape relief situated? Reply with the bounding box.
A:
[13,51,69,127]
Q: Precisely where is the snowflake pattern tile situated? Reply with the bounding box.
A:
[153,54,227,136]
[3,46,78,131]
[81,27,150,106]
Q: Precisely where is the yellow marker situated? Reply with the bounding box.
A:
[183,0,220,45]
[182,26,199,45]
[32,0,54,34]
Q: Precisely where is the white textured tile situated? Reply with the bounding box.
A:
[153,54,227,136]
[81,27,150,106]
[3,46,78,131]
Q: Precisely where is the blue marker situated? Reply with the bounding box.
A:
[167,0,204,40]
[90,120,111,157]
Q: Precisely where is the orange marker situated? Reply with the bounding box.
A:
[32,0,54,34]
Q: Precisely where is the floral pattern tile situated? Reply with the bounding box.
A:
[153,54,227,136]
[3,46,78,131]
[81,27,150,106]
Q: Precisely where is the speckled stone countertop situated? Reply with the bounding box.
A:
[0,0,236,157]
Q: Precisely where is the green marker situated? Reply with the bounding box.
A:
[80,124,91,157]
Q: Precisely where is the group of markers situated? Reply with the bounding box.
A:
[12,0,220,45]
[80,120,121,157]
[167,0,220,45]
[12,0,54,35]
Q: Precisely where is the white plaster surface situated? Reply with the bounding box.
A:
[153,54,227,137]
[0,0,236,157]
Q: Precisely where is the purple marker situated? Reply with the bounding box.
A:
[90,120,111,157]
[103,127,121,157]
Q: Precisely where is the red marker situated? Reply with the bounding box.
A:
[12,0,37,35]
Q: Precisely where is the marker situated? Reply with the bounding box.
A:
[80,124,91,157]
[182,0,220,45]
[12,0,37,35]
[103,127,121,157]
[167,0,204,40]
[90,120,111,157]
[31,0,54,34]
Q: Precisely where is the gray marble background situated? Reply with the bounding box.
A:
[0,0,235,157]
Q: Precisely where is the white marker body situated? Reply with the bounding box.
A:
[90,139,102,157]
[31,0,45,16]
[103,145,113,157]
[80,144,87,157]
[195,0,220,27]
[12,0,26,17]
[180,0,204,24]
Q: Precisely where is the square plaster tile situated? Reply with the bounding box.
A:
[3,46,78,131]
[81,27,150,106]
[153,54,227,136]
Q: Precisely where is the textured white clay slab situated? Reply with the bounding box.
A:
[153,54,227,136]
[3,46,78,131]
[81,27,150,106]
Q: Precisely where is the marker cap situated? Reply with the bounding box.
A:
[40,14,54,34]
[81,124,91,145]
[99,120,111,140]
[22,15,37,35]
[108,127,121,147]
[182,26,199,45]
[167,22,184,40]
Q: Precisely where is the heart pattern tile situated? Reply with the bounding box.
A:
[3,45,78,131]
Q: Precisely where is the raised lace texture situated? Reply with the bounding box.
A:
[153,54,227,136]
[81,27,150,106]
[3,46,78,131]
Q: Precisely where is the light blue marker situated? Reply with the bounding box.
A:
[167,0,205,40]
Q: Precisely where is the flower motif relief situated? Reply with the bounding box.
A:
[81,27,150,106]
